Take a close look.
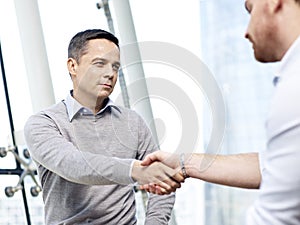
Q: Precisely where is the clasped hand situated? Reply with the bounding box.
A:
[132,151,187,195]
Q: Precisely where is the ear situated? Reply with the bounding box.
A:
[269,0,283,13]
[67,58,78,78]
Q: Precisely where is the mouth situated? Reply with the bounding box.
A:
[248,38,255,49]
[101,84,112,88]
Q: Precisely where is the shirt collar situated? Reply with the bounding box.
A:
[64,91,120,121]
[275,35,300,85]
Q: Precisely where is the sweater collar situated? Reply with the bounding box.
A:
[64,90,120,121]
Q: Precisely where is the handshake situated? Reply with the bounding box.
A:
[131,151,192,195]
[130,150,262,195]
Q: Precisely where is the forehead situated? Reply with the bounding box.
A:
[86,39,120,57]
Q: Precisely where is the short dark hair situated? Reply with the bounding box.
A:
[68,29,119,63]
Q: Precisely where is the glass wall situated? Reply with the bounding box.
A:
[0,42,44,224]
[200,0,275,224]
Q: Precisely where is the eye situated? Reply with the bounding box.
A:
[112,64,120,72]
[94,61,105,67]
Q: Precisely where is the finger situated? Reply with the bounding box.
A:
[156,183,175,195]
[151,164,182,191]
[151,175,175,193]
[145,182,175,195]
[147,184,168,195]
[140,184,157,194]
[156,177,181,193]
[148,183,157,194]
[155,179,171,191]
[172,171,185,183]
[139,184,148,191]
[165,179,181,192]
[163,165,186,183]
[155,185,169,195]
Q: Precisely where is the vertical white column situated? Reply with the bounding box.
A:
[14,0,55,113]
[112,0,159,145]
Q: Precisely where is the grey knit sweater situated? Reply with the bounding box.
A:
[24,95,175,225]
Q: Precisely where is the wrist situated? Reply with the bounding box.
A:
[185,153,206,178]
[180,153,189,178]
[131,160,142,182]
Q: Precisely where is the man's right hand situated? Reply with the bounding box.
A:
[131,160,184,195]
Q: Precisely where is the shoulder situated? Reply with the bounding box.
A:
[32,101,66,118]
[111,105,149,129]
[25,101,67,128]
[112,105,143,119]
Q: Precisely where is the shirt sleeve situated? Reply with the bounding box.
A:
[24,112,135,186]
[135,114,176,225]
[258,149,265,175]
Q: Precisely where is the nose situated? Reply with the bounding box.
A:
[244,22,251,40]
[104,64,115,79]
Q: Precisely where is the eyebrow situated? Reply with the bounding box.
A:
[91,57,120,66]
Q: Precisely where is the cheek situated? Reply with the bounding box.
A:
[76,75,91,90]
[113,75,118,85]
[86,66,103,77]
[248,13,260,35]
[248,18,268,45]
[76,69,97,88]
[80,67,105,85]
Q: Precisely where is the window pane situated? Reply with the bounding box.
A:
[24,176,44,225]
[0,175,26,225]
[200,0,275,224]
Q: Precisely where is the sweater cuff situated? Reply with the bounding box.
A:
[129,160,139,184]
[112,158,136,185]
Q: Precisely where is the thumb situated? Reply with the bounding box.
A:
[140,152,159,166]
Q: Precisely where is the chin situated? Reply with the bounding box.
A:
[97,91,111,99]
[254,52,279,63]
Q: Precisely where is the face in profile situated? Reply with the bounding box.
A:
[244,0,281,62]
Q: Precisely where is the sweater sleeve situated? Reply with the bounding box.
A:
[135,114,176,225]
[24,113,135,186]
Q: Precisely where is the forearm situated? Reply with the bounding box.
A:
[30,140,134,186]
[186,153,261,189]
[25,114,134,186]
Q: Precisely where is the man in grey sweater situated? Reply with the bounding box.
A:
[24,29,183,225]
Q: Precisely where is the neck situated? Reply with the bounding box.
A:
[279,1,300,58]
[94,98,109,114]
[73,91,107,115]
